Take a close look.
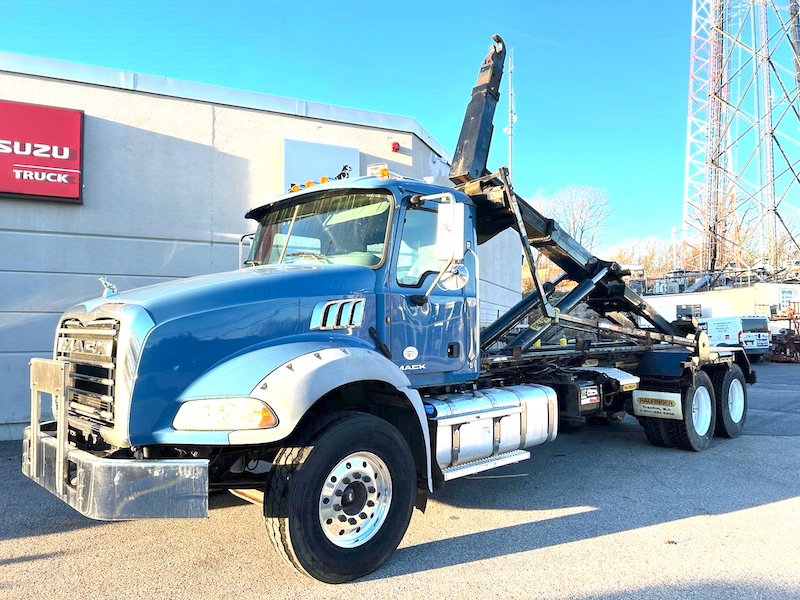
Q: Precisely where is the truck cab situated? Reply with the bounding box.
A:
[243,172,480,386]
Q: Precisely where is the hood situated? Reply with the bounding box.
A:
[86,264,377,325]
[108,264,378,444]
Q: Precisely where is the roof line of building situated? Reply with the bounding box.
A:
[0,51,452,161]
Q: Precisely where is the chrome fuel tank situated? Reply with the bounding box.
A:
[426,385,558,470]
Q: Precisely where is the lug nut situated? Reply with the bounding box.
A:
[348,518,357,525]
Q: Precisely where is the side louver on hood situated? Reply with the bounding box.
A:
[310,299,366,330]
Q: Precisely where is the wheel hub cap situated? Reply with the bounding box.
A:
[341,482,367,516]
[318,451,392,548]
[692,385,712,436]
[728,379,745,423]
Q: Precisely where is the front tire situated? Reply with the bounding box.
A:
[712,364,747,438]
[671,371,716,451]
[264,413,416,583]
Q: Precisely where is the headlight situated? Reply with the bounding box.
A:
[173,398,278,431]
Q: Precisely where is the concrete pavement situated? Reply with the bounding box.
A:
[1,362,798,599]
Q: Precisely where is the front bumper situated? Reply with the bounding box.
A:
[22,358,208,521]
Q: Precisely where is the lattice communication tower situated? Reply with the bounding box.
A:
[683,0,800,278]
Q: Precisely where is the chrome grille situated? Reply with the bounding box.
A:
[56,318,119,428]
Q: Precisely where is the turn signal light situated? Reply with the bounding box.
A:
[367,163,391,178]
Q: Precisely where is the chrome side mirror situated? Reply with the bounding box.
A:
[438,264,469,291]
[239,232,255,267]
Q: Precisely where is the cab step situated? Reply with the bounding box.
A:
[441,449,530,481]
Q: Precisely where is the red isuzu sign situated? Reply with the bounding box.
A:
[0,100,84,203]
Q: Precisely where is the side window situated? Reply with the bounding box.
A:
[396,208,440,287]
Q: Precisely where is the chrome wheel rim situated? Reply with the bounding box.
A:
[728,378,745,423]
[319,451,392,548]
[692,385,713,436]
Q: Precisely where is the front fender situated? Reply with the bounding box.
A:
[244,346,434,492]
[168,341,433,491]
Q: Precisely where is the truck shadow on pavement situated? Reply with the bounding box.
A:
[373,364,800,581]
[374,418,800,581]
[0,443,105,543]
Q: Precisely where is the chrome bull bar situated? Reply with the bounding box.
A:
[23,358,209,520]
[28,358,71,496]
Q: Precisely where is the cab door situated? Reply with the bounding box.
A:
[387,198,478,386]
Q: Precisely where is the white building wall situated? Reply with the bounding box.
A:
[477,229,522,325]
[0,57,520,439]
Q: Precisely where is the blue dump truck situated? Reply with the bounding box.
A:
[22,36,755,583]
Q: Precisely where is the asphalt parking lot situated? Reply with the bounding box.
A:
[1,362,799,599]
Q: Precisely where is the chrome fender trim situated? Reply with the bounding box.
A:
[244,347,434,493]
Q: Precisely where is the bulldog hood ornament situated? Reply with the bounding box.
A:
[99,276,118,298]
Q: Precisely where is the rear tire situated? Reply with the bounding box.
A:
[640,417,675,448]
[711,364,747,438]
[264,413,416,583]
[670,371,716,451]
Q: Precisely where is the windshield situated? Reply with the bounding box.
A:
[248,191,392,268]
[742,318,768,332]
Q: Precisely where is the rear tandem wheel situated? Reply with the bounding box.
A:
[711,364,747,438]
[670,371,717,452]
[640,417,675,448]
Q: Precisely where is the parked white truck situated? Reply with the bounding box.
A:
[698,316,771,360]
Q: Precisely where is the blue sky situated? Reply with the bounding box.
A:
[1,0,691,242]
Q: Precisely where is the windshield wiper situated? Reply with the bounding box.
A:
[284,252,332,264]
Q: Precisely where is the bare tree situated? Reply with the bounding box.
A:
[523,185,612,289]
[532,185,612,251]
[609,237,675,278]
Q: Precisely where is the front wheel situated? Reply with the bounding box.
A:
[264,413,416,583]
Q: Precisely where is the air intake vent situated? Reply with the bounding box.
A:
[310,299,366,330]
